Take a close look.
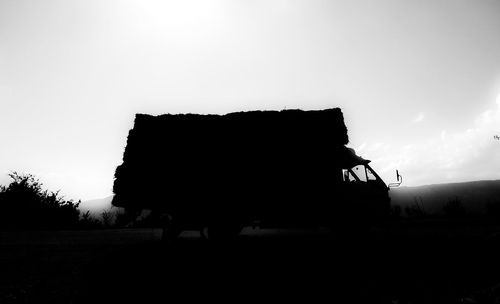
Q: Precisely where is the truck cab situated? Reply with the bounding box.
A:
[339,148,392,222]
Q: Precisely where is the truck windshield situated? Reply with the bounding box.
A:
[352,165,367,182]
[343,165,378,183]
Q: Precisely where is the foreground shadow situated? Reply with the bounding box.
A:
[80,227,500,304]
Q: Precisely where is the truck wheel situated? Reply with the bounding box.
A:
[162,226,181,242]
[161,214,181,242]
[206,222,242,241]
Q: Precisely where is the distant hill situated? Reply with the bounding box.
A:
[79,195,114,215]
[390,180,500,215]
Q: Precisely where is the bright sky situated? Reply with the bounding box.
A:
[1,0,500,201]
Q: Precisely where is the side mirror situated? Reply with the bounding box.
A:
[388,170,403,188]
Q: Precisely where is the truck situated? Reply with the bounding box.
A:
[112,108,401,239]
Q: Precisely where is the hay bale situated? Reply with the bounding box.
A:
[112,108,350,212]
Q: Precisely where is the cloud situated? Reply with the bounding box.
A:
[361,99,500,186]
[413,112,425,123]
[356,142,367,153]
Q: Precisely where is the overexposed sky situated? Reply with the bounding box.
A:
[1,0,500,201]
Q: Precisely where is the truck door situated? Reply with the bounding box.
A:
[341,164,390,218]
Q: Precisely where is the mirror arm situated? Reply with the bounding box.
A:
[388,170,403,188]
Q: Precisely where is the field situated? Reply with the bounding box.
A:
[2,221,500,303]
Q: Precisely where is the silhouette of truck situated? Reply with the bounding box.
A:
[112,108,400,239]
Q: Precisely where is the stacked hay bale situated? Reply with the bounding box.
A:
[112,108,350,225]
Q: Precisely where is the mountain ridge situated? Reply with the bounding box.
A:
[390,179,500,214]
[80,179,500,216]
[79,195,114,215]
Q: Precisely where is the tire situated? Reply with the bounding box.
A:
[161,214,182,242]
[206,220,243,241]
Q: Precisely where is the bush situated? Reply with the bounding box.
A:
[0,172,81,230]
[442,197,466,218]
[405,197,428,218]
[389,205,402,218]
[101,208,116,228]
[79,210,102,229]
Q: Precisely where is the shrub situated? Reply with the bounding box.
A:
[101,208,116,228]
[442,197,466,218]
[0,172,81,230]
[79,210,102,229]
[389,204,402,218]
[405,197,428,218]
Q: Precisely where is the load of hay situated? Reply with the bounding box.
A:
[112,108,350,218]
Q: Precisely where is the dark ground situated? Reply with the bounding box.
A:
[2,220,500,303]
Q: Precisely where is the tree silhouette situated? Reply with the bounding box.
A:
[0,172,81,230]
